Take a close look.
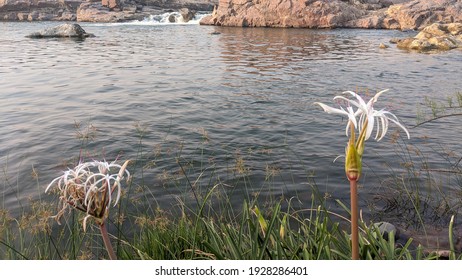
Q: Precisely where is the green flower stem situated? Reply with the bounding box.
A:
[350,179,359,260]
[99,221,117,260]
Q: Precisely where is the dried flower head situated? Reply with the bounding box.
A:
[46,160,131,231]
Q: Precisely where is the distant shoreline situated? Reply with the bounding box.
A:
[0,0,215,23]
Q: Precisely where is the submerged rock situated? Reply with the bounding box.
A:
[26,23,94,38]
[374,221,400,240]
[379,43,389,48]
[394,23,462,52]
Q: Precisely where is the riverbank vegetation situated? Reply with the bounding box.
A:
[1,94,461,260]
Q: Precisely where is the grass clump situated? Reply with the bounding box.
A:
[118,197,421,260]
[4,174,447,260]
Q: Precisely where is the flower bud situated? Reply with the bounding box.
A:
[345,126,362,181]
[345,142,361,181]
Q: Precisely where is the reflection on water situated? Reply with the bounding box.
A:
[219,27,364,62]
[0,22,462,225]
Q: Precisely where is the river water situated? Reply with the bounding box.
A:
[1,18,462,224]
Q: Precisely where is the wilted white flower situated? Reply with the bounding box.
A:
[46,160,131,231]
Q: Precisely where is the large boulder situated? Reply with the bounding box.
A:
[26,23,94,38]
[393,22,462,52]
[200,0,462,29]
[200,0,367,28]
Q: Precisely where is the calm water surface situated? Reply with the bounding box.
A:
[1,21,462,222]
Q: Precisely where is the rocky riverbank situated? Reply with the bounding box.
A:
[2,0,461,29]
[200,0,462,30]
[0,0,216,22]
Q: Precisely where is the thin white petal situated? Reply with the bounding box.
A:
[83,215,91,232]
[346,106,358,129]
[371,89,388,104]
[314,102,350,116]
[384,112,410,139]
[45,176,62,193]
[365,114,375,140]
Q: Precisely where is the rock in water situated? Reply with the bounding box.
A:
[395,23,462,52]
[168,14,177,22]
[179,8,196,22]
[379,43,389,48]
[26,23,95,39]
[374,222,400,240]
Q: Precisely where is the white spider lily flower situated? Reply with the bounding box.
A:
[339,90,410,141]
[315,89,410,141]
[315,89,410,181]
[46,159,131,230]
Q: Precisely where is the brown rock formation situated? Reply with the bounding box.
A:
[201,0,462,30]
[77,2,111,22]
[76,2,138,22]
[351,0,462,30]
[0,0,80,21]
[0,0,216,22]
[200,0,367,28]
[386,0,462,30]
[2,0,461,28]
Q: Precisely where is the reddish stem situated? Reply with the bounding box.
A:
[350,180,359,260]
[99,221,117,260]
